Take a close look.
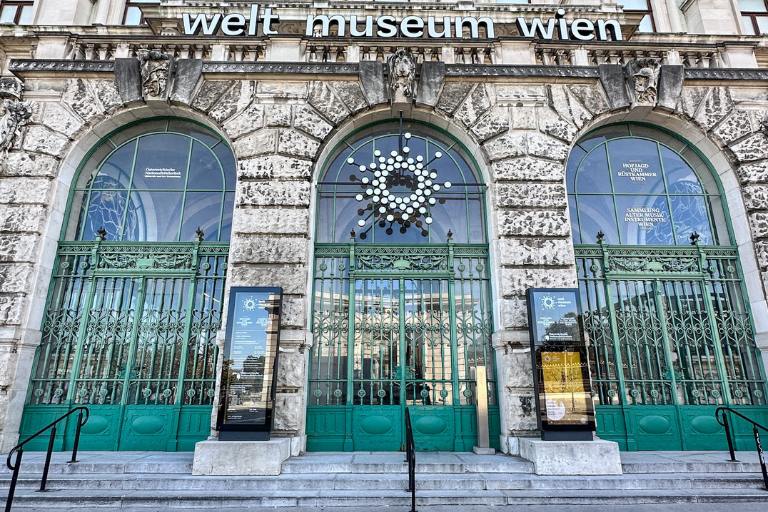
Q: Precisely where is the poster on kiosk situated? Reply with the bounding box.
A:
[526,288,595,440]
[218,287,283,441]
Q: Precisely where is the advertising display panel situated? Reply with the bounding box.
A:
[526,288,595,440]
[218,287,283,441]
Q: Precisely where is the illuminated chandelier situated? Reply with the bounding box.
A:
[346,129,452,239]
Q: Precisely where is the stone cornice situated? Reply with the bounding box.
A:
[9,59,768,82]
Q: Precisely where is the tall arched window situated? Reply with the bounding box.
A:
[21,119,235,452]
[567,123,767,451]
[308,123,499,452]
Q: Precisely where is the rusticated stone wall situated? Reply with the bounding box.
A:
[1,64,768,453]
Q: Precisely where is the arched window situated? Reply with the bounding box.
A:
[567,124,727,246]
[317,125,486,244]
[69,119,235,242]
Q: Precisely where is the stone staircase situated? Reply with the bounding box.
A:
[1,451,766,510]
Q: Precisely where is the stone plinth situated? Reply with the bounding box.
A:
[520,438,622,475]
[192,438,292,476]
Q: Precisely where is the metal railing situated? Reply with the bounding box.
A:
[405,407,417,512]
[715,407,768,490]
[5,407,89,512]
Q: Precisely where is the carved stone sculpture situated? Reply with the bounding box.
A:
[0,77,23,100]
[387,49,417,105]
[0,99,32,154]
[139,50,172,98]
[624,58,661,107]
[760,114,768,136]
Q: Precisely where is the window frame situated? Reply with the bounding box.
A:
[739,0,768,34]
[122,0,160,26]
[0,0,34,25]
[620,0,656,33]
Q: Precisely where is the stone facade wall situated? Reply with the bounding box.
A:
[1,62,768,451]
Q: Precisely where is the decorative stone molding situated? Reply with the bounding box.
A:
[416,61,445,108]
[387,48,417,105]
[656,65,685,111]
[202,62,359,74]
[0,99,32,155]
[138,49,173,99]
[0,77,23,100]
[358,61,386,106]
[447,65,600,78]
[624,58,661,108]
[597,64,630,110]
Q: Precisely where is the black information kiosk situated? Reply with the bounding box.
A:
[218,287,283,441]
[526,288,595,441]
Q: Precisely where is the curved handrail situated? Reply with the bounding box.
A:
[405,407,417,512]
[715,406,768,491]
[5,406,89,512]
[6,406,89,470]
[715,406,768,433]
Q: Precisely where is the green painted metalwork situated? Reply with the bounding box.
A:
[307,243,499,451]
[21,119,234,451]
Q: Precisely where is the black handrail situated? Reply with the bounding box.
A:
[5,406,89,512]
[715,406,768,490]
[405,407,417,512]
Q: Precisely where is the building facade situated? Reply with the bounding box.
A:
[1,0,768,458]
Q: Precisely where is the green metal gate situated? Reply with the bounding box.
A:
[307,241,500,451]
[20,240,227,451]
[577,242,768,450]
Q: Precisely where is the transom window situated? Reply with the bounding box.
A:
[123,0,160,25]
[70,119,236,242]
[567,124,727,246]
[739,0,768,34]
[0,0,33,25]
[317,125,486,244]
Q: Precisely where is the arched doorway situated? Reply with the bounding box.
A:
[567,123,768,450]
[20,118,236,451]
[306,121,500,451]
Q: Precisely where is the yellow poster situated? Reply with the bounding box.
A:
[540,351,591,425]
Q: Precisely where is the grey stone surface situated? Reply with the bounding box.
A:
[114,58,142,104]
[435,82,473,115]
[455,85,492,127]
[308,82,349,125]
[657,65,684,111]
[358,61,387,106]
[497,210,570,237]
[169,59,203,105]
[237,181,311,207]
[496,183,566,208]
[417,61,446,107]
[192,439,292,476]
[598,64,630,110]
[520,439,622,475]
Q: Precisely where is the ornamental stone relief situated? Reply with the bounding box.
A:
[624,58,661,107]
[139,49,172,98]
[387,48,417,104]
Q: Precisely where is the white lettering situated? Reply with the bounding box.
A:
[221,14,246,36]
[401,16,424,38]
[183,13,221,36]
[376,16,397,37]
[515,17,557,39]
[350,15,373,37]
[427,16,451,38]
[571,19,596,41]
[598,19,623,41]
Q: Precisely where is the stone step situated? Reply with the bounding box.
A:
[1,472,765,492]
[281,454,534,474]
[622,461,765,474]
[4,488,768,509]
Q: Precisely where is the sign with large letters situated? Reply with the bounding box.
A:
[182,6,623,41]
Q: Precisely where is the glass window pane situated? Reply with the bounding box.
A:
[124,6,143,25]
[187,142,224,190]
[92,140,136,190]
[18,5,32,24]
[637,14,654,32]
[670,196,714,245]
[739,0,767,12]
[741,16,757,34]
[132,134,190,190]
[608,138,664,194]
[124,190,184,241]
[756,15,768,33]
[577,195,619,244]
[615,195,673,245]
[181,191,223,242]
[213,143,237,191]
[568,195,581,244]
[620,0,650,9]
[575,146,611,194]
[0,6,18,23]
[82,190,130,241]
[219,192,235,241]
[661,146,704,194]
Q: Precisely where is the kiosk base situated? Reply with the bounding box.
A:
[520,438,622,475]
[192,438,292,476]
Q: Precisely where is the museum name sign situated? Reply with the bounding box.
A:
[182,6,623,41]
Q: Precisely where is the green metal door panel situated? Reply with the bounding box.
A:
[18,406,69,451]
[488,405,501,450]
[594,405,628,450]
[409,407,454,451]
[727,406,768,451]
[118,405,180,451]
[176,406,214,451]
[306,406,348,451]
[453,406,478,451]
[352,406,401,451]
[628,406,683,451]
[678,406,726,450]
[70,405,123,451]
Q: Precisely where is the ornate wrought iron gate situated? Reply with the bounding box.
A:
[20,240,226,451]
[307,242,500,451]
[577,243,768,450]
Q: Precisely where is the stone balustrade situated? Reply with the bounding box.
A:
[535,43,725,68]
